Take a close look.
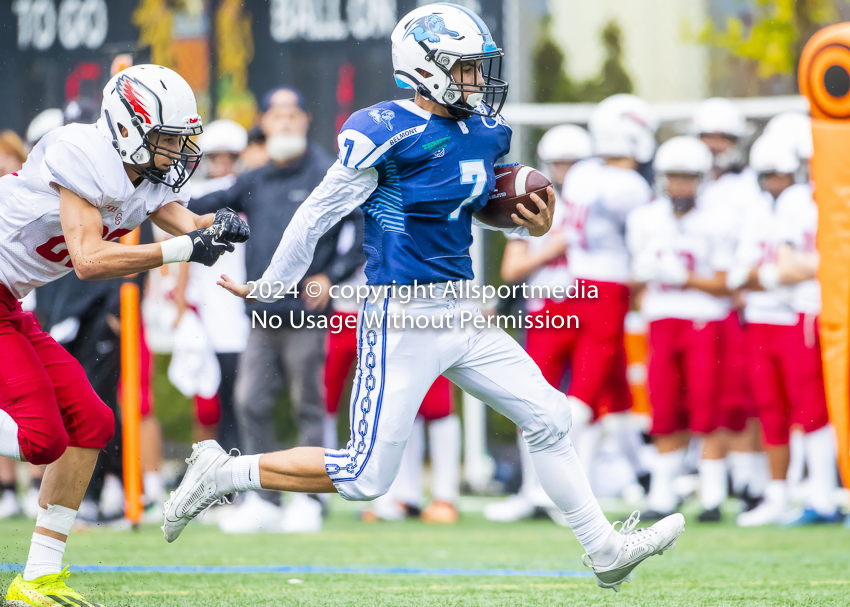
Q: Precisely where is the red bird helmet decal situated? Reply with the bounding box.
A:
[116,75,162,126]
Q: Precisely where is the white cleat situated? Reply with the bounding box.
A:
[0,490,21,520]
[162,440,233,543]
[583,511,685,592]
[483,494,537,523]
[736,498,786,527]
[280,493,323,534]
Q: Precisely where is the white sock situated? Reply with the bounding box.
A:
[750,453,769,497]
[527,434,614,556]
[608,413,650,477]
[0,409,21,461]
[804,425,838,516]
[23,533,65,581]
[143,472,164,503]
[648,449,685,513]
[764,479,788,510]
[429,414,461,504]
[726,451,754,495]
[699,458,728,510]
[567,397,595,475]
[323,413,337,450]
[392,417,424,507]
[787,430,806,487]
[216,454,262,494]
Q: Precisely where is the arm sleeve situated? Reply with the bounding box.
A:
[471,217,529,237]
[42,140,107,207]
[188,176,245,216]
[323,209,365,285]
[254,161,378,302]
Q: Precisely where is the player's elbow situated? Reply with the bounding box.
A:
[72,259,105,281]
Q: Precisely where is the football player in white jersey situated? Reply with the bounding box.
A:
[627,137,737,522]
[485,124,590,524]
[691,98,768,505]
[163,4,685,593]
[557,96,655,472]
[729,135,838,527]
[0,65,249,606]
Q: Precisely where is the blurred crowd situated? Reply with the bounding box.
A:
[0,88,842,534]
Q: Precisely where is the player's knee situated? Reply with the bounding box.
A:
[522,391,572,451]
[25,430,69,466]
[79,401,116,449]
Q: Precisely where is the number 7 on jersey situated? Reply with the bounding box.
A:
[449,159,487,220]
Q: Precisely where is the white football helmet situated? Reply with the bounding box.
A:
[749,134,800,175]
[763,111,813,161]
[654,136,713,175]
[26,108,64,148]
[537,124,592,163]
[690,98,747,170]
[99,64,203,192]
[197,119,248,154]
[588,94,658,163]
[391,3,507,119]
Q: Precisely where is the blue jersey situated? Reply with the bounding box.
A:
[337,99,512,285]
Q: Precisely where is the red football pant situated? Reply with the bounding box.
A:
[0,284,114,465]
[325,311,453,419]
[716,312,751,432]
[526,281,632,418]
[748,314,829,447]
[647,318,720,436]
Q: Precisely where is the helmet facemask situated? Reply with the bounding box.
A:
[430,49,508,120]
[134,126,202,192]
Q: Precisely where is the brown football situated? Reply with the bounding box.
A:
[474,163,552,229]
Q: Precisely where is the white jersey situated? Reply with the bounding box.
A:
[561,158,651,284]
[185,175,249,353]
[0,122,189,299]
[735,184,815,325]
[701,168,761,217]
[778,185,820,316]
[508,193,571,312]
[626,197,733,322]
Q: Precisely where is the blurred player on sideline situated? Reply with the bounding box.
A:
[172,119,251,451]
[0,65,249,607]
[558,96,656,485]
[730,135,839,527]
[166,5,684,593]
[691,99,767,507]
[627,137,735,522]
[486,124,589,525]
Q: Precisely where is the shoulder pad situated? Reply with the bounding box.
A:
[337,102,427,169]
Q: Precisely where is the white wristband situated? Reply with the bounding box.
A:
[757,263,781,291]
[160,235,193,264]
[726,266,750,291]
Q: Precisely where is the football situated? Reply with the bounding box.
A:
[473,164,552,229]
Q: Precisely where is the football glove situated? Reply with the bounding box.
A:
[214,207,250,243]
[187,224,234,267]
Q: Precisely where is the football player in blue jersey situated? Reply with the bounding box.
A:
[163,3,684,591]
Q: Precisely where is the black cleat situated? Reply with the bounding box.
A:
[697,506,722,522]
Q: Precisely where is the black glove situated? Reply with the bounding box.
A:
[214,207,250,243]
[187,224,234,267]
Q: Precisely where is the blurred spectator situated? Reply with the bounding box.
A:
[241,126,268,170]
[190,88,363,533]
[0,130,26,177]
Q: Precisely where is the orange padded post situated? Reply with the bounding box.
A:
[120,229,143,524]
[799,22,850,488]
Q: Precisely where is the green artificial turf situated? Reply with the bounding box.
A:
[1,501,848,606]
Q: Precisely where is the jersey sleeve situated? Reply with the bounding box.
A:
[337,106,412,170]
[42,140,108,207]
[255,161,378,302]
[600,168,652,220]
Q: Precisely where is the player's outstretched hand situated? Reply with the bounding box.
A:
[512,186,555,237]
[214,207,250,243]
[187,225,234,267]
[217,274,250,299]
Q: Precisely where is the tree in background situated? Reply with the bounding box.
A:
[215,0,257,129]
[691,0,841,95]
[532,18,633,104]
